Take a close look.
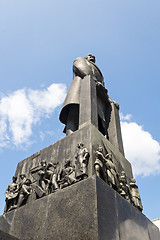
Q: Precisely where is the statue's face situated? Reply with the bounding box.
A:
[20,174,26,179]
[26,179,31,185]
[12,176,17,182]
[53,163,57,168]
[98,147,103,152]
[131,178,136,183]
[65,160,70,167]
[41,160,46,167]
[78,143,83,148]
[86,54,95,63]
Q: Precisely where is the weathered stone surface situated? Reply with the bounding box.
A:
[147,220,160,240]
[0,210,14,234]
[10,195,48,240]
[0,176,159,240]
[43,177,98,240]
[117,189,150,240]
[96,177,119,240]
[1,177,98,240]
[0,230,20,240]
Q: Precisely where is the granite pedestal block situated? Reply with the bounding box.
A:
[0,230,20,240]
[0,176,159,240]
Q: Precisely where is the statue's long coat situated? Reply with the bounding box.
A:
[59,57,104,125]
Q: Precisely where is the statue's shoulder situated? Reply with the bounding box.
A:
[74,56,85,62]
[73,57,91,77]
[73,57,87,66]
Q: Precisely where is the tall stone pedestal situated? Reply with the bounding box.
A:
[1,62,160,239]
[0,176,159,240]
[1,123,159,239]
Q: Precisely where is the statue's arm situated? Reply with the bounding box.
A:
[22,185,31,195]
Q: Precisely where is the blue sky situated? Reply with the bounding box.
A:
[0,0,160,220]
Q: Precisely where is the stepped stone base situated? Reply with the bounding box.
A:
[0,176,159,240]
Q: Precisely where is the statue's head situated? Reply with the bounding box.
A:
[131,178,136,183]
[85,54,95,63]
[20,174,26,180]
[77,142,84,148]
[52,162,58,168]
[106,153,112,160]
[120,171,126,181]
[12,176,17,182]
[98,146,103,152]
[25,179,32,185]
[64,159,71,167]
[41,160,47,167]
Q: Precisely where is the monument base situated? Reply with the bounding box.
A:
[0,230,19,240]
[0,176,159,240]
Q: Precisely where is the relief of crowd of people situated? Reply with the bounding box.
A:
[4,143,90,213]
[4,143,143,214]
[94,146,143,212]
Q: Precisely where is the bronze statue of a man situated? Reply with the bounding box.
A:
[17,178,33,207]
[59,160,77,189]
[104,153,118,191]
[119,171,131,203]
[130,178,143,212]
[59,54,104,136]
[94,146,106,180]
[75,143,89,179]
[4,176,19,213]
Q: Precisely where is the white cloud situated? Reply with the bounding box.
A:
[0,83,66,148]
[120,114,160,177]
[120,113,132,121]
[28,84,66,116]
[39,131,45,141]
